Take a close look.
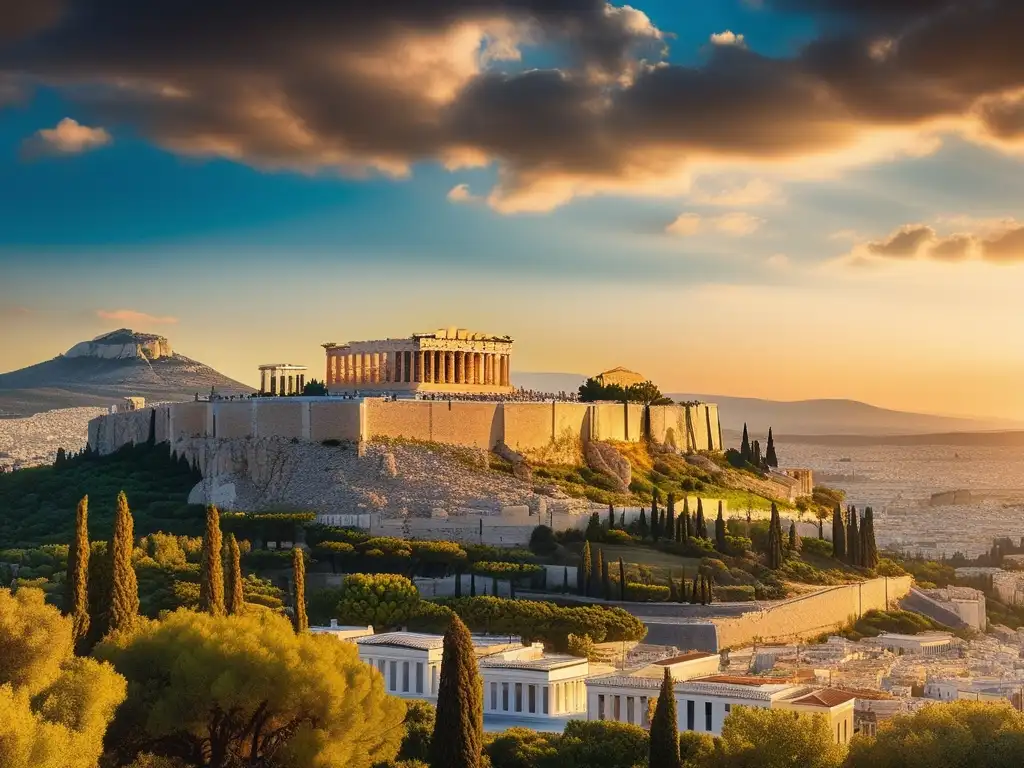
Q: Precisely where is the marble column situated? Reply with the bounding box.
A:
[260,369,267,393]
[501,355,508,387]
[416,351,424,383]
[462,352,470,384]
[488,354,495,385]
[444,352,453,384]
[395,351,403,384]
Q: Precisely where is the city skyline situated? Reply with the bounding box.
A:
[3,0,1024,419]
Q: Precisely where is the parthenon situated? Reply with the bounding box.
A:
[323,328,513,394]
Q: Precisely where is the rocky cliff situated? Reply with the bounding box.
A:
[0,328,253,417]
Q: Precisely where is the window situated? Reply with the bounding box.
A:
[598,694,605,720]
[626,696,635,724]
[416,663,423,694]
[491,683,498,711]
[686,700,695,731]
[502,683,509,711]
[705,702,712,731]
[528,685,536,714]
[402,662,410,693]
[725,704,731,714]
[389,661,397,692]
[843,720,848,743]
[376,659,385,677]
[543,686,549,715]
[515,683,523,713]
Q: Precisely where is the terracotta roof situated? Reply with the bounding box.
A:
[790,689,858,708]
[654,652,716,666]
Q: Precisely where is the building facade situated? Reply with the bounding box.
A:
[323,328,513,394]
[480,651,590,720]
[258,363,307,395]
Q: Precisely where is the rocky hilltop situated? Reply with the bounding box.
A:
[0,329,253,417]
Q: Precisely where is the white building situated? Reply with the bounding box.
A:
[309,619,374,641]
[919,586,987,631]
[870,632,959,656]
[480,648,591,720]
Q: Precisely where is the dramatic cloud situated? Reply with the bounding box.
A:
[690,178,783,206]
[849,220,1024,264]
[710,30,745,47]
[96,309,178,325]
[2,0,1024,210]
[666,211,763,237]
[23,118,111,157]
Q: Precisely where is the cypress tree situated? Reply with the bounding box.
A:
[66,495,90,648]
[767,502,783,569]
[690,573,699,604]
[226,533,244,615]
[593,548,605,598]
[200,504,225,616]
[649,667,681,768]
[430,615,483,768]
[292,546,308,632]
[765,427,778,468]
[579,541,592,595]
[108,491,139,634]
[608,503,616,530]
[618,558,626,601]
[638,507,648,538]
[86,541,111,647]
[740,423,751,462]
[669,571,679,602]
[695,499,707,539]
[651,495,661,541]
[847,506,861,566]
[665,493,676,541]
[752,440,763,468]
[678,572,688,603]
[832,504,846,560]
[601,552,611,599]
[789,521,801,552]
[146,407,157,447]
[619,510,625,528]
[863,507,880,569]
[714,500,727,552]
[682,497,691,543]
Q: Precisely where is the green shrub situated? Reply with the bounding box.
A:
[715,585,756,602]
[603,529,634,544]
[529,525,559,556]
[625,582,670,602]
[471,561,543,578]
[567,632,596,659]
[801,537,833,558]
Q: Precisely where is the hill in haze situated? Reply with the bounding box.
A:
[0,328,253,417]
[512,371,1021,436]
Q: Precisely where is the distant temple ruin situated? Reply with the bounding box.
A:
[322,327,513,394]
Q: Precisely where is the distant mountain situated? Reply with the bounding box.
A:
[671,393,1024,436]
[0,329,253,417]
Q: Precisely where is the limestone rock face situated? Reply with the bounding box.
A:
[583,441,631,492]
[65,328,173,360]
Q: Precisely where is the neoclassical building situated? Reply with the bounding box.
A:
[323,327,513,394]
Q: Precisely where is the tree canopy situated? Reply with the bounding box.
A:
[716,707,845,768]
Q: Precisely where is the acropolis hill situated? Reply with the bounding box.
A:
[86,327,726,531]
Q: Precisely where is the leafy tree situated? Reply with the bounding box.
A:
[336,573,421,630]
[96,608,404,768]
[0,587,126,768]
[765,427,779,468]
[108,491,139,634]
[740,423,751,463]
[293,547,308,632]
[717,706,844,768]
[430,615,483,768]
[302,378,329,396]
[199,504,225,616]
[714,501,727,553]
[665,494,676,541]
[66,495,90,648]
[678,731,715,768]
[486,727,558,768]
[862,507,879,569]
[557,720,648,768]
[847,506,861,567]
[649,668,681,768]
[579,542,592,596]
[225,533,244,615]
[396,700,435,764]
[831,504,846,561]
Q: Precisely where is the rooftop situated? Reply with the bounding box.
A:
[876,632,955,643]
[787,689,858,708]
[654,652,717,666]
[693,675,789,687]
[480,655,586,672]
[357,632,443,651]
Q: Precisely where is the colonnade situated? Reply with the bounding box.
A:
[327,349,510,388]
[259,367,306,395]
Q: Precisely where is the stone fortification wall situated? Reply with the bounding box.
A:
[712,576,914,650]
[90,398,722,458]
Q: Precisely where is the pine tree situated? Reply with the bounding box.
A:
[430,615,483,768]
[682,497,691,543]
[593,548,605,598]
[579,541,592,595]
[767,502,784,569]
[847,506,861,567]
[649,667,681,768]
[765,427,779,468]
[108,491,139,634]
[696,499,707,539]
[740,423,751,462]
[226,533,244,615]
[714,500,727,552]
[789,521,801,552]
[863,507,880,569]
[200,504,225,616]
[618,558,626,601]
[608,503,616,530]
[292,546,308,632]
[66,495,90,647]
[665,493,676,541]
[832,504,847,560]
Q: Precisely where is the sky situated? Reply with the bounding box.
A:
[2,0,1024,419]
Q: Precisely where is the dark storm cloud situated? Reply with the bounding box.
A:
[2,0,1024,209]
